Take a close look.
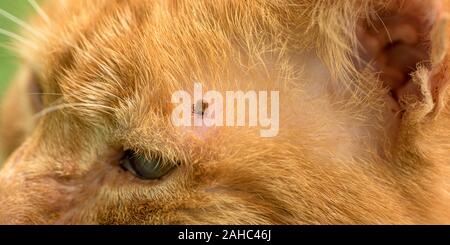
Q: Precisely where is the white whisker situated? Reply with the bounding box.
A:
[0,8,44,38]
[28,92,63,95]
[0,27,37,49]
[33,103,72,119]
[0,42,19,53]
[33,102,115,119]
[27,0,50,24]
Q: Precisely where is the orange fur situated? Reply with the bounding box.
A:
[0,0,449,224]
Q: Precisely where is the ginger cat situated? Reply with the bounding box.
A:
[0,0,449,224]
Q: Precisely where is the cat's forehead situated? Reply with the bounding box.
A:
[30,1,304,119]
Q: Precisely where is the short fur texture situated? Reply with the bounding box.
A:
[0,0,449,224]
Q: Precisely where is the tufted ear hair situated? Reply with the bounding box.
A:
[427,3,450,118]
[357,0,450,119]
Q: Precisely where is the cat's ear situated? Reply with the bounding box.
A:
[357,0,450,119]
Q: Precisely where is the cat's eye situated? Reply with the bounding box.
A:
[120,150,177,180]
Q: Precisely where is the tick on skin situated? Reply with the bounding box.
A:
[192,100,209,118]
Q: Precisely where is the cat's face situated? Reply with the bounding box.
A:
[0,0,449,224]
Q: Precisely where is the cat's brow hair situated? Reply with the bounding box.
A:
[0,0,449,224]
[21,0,383,125]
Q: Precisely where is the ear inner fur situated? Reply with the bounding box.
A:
[358,0,449,117]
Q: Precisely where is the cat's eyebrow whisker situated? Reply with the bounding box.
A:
[0,27,37,50]
[0,8,45,38]
[27,0,51,25]
[27,92,63,96]
[32,103,71,119]
[0,42,20,54]
[33,102,115,120]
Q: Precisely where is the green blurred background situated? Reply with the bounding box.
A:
[0,0,34,97]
